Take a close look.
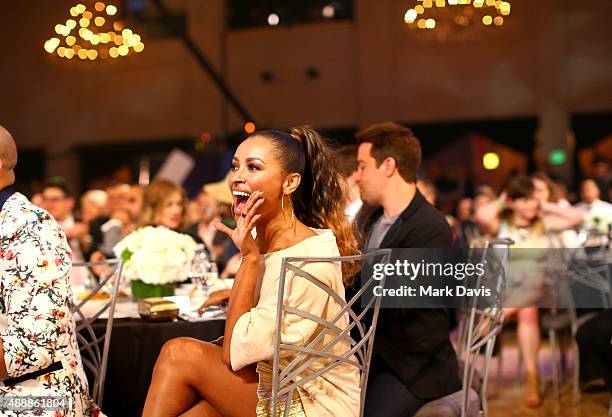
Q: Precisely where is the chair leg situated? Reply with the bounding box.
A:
[559,334,568,381]
[492,334,503,395]
[571,339,580,405]
[480,339,496,417]
[549,329,560,402]
[495,353,503,395]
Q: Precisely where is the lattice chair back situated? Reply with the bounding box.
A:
[456,238,512,358]
[460,238,513,417]
[270,249,391,417]
[568,228,612,309]
[72,259,124,406]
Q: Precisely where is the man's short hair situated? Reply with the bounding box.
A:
[41,178,73,199]
[356,122,422,182]
[335,145,358,178]
[581,177,599,188]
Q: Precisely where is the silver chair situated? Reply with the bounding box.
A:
[461,239,512,417]
[536,230,581,404]
[72,259,124,406]
[269,249,391,417]
[415,239,512,417]
[558,230,612,404]
[455,238,511,385]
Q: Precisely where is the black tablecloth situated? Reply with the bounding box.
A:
[93,318,225,417]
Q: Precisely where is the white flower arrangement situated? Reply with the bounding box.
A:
[113,226,197,285]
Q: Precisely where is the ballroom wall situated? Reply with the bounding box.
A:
[0,0,610,187]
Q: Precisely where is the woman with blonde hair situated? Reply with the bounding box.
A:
[143,127,361,417]
[138,179,188,231]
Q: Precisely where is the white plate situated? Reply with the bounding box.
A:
[74,300,140,320]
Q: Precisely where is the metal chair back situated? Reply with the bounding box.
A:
[270,249,391,417]
[568,229,612,309]
[72,259,124,406]
[459,238,513,417]
[456,238,512,357]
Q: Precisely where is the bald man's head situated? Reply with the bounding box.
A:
[0,125,17,172]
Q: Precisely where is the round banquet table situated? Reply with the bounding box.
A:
[92,317,225,417]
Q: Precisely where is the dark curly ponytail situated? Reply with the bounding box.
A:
[255,127,361,283]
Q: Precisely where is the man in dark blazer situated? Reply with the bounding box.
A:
[355,122,461,417]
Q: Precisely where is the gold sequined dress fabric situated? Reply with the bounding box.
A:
[255,361,307,417]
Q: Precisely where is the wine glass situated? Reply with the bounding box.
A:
[205,262,219,288]
[188,247,209,290]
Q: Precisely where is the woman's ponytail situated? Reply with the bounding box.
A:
[289,126,361,282]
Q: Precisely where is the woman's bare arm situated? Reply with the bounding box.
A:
[474,198,502,236]
[213,191,264,366]
[221,255,259,365]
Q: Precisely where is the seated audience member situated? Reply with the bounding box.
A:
[40,179,89,287]
[575,178,612,233]
[88,184,143,271]
[591,157,611,202]
[354,122,461,417]
[123,183,144,234]
[138,179,188,231]
[0,125,101,416]
[143,127,361,417]
[105,182,130,213]
[80,189,108,224]
[185,178,238,273]
[475,176,551,408]
[336,145,363,223]
[454,197,479,247]
[185,198,203,229]
[97,183,143,256]
[531,172,583,232]
[30,191,43,207]
[576,310,612,397]
[417,178,437,206]
[472,185,497,239]
[418,178,457,226]
[79,189,108,258]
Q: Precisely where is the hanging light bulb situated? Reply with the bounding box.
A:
[44,38,60,53]
[45,3,144,61]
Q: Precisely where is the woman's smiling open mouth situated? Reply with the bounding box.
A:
[232,190,251,215]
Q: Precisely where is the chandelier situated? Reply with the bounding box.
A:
[43,2,144,61]
[404,0,511,41]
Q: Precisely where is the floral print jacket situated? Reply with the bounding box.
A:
[0,192,100,417]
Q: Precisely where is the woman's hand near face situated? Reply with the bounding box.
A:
[213,191,264,259]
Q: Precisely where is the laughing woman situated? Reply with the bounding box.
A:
[143,127,360,417]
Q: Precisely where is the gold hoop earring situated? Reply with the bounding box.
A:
[281,194,295,229]
[289,198,295,229]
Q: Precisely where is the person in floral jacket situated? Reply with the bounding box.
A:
[0,125,101,417]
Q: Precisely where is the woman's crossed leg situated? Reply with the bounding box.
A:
[143,337,259,417]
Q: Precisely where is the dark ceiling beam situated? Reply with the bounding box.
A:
[150,0,255,124]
